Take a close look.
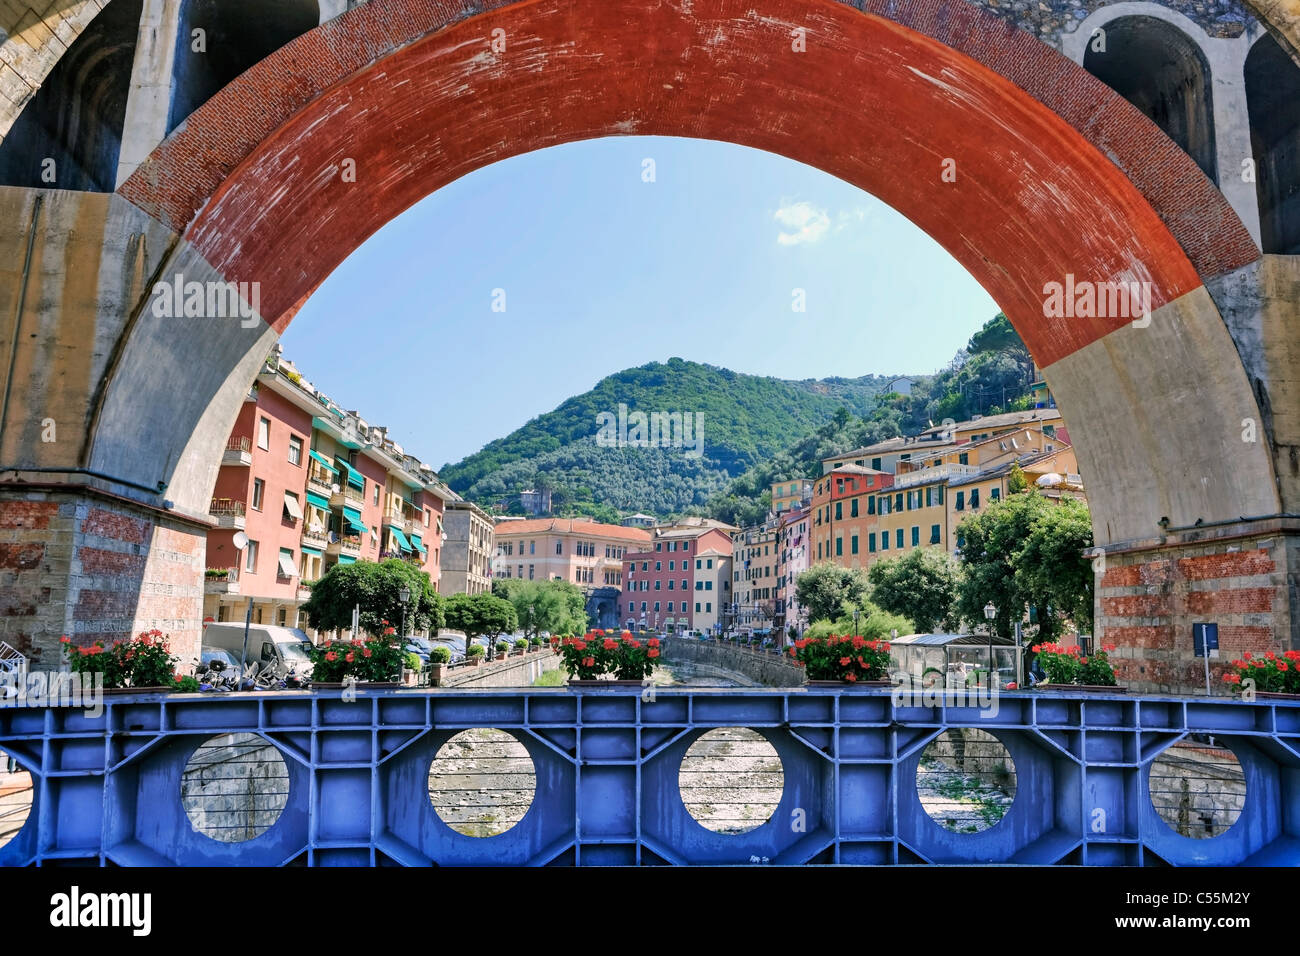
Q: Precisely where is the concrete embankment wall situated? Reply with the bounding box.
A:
[662,638,805,687]
[442,650,558,688]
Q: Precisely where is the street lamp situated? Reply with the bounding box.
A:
[983,602,997,688]
[398,585,411,642]
[529,603,536,643]
[853,606,860,639]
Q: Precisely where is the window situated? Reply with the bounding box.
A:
[911,526,919,547]
[880,533,888,550]
[991,487,1001,502]
[930,525,941,544]
[868,496,876,515]
[869,532,876,553]
[971,488,980,509]
[654,602,660,613]
[871,457,882,470]
[959,452,969,465]
[245,540,259,572]
[251,478,265,511]
[667,603,674,613]
[668,560,674,570]
[277,548,295,578]
[696,581,703,590]
[529,540,535,555]
[835,537,843,557]
[655,561,661,571]
[851,534,859,555]
[682,579,688,590]
[668,580,674,590]
[654,581,661,591]
[556,541,562,555]
[696,559,702,570]
[896,528,904,549]
[835,502,842,521]
[257,417,270,450]
[706,603,712,613]
[696,602,701,613]
[707,558,713,569]
[956,491,965,511]
[288,435,303,466]
[850,498,858,518]
[283,491,301,522]
[640,602,647,612]
[895,493,903,512]
[528,565,534,580]
[705,581,713,590]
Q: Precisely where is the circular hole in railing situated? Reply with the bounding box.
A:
[181,733,290,843]
[429,729,536,837]
[0,749,33,850]
[1148,736,1245,839]
[917,728,1017,834]
[679,727,784,834]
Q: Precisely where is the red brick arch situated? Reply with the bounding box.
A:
[118,0,1259,368]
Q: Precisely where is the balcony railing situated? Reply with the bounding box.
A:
[326,535,362,556]
[329,486,366,511]
[301,528,329,549]
[209,498,247,529]
[203,567,240,594]
[221,435,252,466]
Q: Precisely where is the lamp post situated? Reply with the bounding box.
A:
[398,585,411,641]
[983,601,997,688]
[529,603,536,643]
[853,606,860,639]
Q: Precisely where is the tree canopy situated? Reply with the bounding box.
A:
[796,562,872,623]
[444,592,518,647]
[867,548,959,633]
[301,559,444,636]
[492,578,589,638]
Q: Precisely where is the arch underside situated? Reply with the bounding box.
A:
[89,0,1278,549]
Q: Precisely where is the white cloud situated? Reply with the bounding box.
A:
[774,200,831,246]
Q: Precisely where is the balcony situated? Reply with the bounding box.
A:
[301,527,329,550]
[326,535,362,558]
[891,463,979,489]
[222,436,252,466]
[329,485,366,511]
[204,568,239,595]
[306,473,334,497]
[209,498,246,530]
[297,584,312,601]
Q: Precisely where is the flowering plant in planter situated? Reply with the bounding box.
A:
[1031,642,1119,686]
[1224,650,1300,694]
[61,630,180,688]
[789,634,890,682]
[308,625,405,682]
[557,630,662,681]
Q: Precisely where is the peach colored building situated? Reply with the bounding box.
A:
[493,518,650,588]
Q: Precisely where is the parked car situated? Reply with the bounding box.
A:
[202,623,314,683]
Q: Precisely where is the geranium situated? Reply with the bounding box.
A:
[792,635,890,682]
[1224,652,1298,695]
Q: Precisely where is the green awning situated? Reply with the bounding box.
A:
[386,524,413,553]
[335,457,365,490]
[409,533,427,555]
[305,491,331,512]
[335,554,356,565]
[342,507,366,534]
[301,545,323,557]
[308,450,339,475]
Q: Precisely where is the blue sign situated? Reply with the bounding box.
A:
[1193,622,1219,658]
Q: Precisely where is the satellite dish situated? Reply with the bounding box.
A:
[1036,473,1064,487]
[232,531,250,550]
[331,483,341,494]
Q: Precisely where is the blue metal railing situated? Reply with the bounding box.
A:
[0,687,1297,866]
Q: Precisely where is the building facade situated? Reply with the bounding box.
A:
[442,500,495,595]
[771,478,813,515]
[203,352,454,639]
[621,525,733,633]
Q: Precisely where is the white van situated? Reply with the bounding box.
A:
[201,623,314,680]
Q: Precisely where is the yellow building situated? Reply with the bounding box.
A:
[771,478,813,515]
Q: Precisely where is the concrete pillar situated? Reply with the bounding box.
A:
[0,485,207,671]
[1207,30,1265,250]
[1095,519,1299,695]
[115,0,183,188]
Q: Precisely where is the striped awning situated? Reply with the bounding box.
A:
[409,533,427,555]
[386,525,413,553]
[335,457,365,490]
[342,507,366,534]
[306,490,331,512]
[308,450,338,474]
[335,555,356,565]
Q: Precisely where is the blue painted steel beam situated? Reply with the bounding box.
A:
[0,687,1296,866]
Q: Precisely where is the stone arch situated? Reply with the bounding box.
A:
[1083,13,1219,185]
[0,0,144,190]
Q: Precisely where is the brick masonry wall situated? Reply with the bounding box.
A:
[965,0,1251,45]
[0,487,207,669]
[1097,534,1296,693]
[663,638,806,687]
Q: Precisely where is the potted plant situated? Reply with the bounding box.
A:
[1224,650,1300,698]
[512,638,528,656]
[789,634,892,686]
[428,644,452,684]
[495,640,510,661]
[1030,642,1122,691]
[528,636,542,651]
[307,625,405,687]
[559,631,661,686]
[466,644,486,666]
[61,630,185,692]
[402,651,422,687]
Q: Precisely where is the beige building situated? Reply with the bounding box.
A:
[493,517,650,587]
[442,500,495,595]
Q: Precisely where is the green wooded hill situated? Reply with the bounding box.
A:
[440,357,897,516]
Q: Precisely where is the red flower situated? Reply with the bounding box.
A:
[1279,661,1290,672]
[603,638,618,651]
[1103,644,1117,652]
[1267,652,1277,660]
[325,651,338,662]
[582,656,595,668]
[1006,682,1018,690]
[844,673,857,682]
[788,647,797,657]
[648,648,659,659]
[648,638,660,647]
[1224,673,1241,684]
[384,627,396,636]
[839,657,851,667]
[1244,652,1253,660]
[362,648,372,658]
[573,640,587,652]
[59,636,71,644]
[345,652,355,663]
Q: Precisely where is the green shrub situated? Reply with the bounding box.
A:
[495,640,509,654]
[514,638,528,650]
[467,644,486,658]
[429,645,452,664]
[405,652,423,671]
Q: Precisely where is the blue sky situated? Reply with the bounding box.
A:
[285,136,999,471]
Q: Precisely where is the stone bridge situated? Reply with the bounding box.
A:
[0,0,1297,693]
